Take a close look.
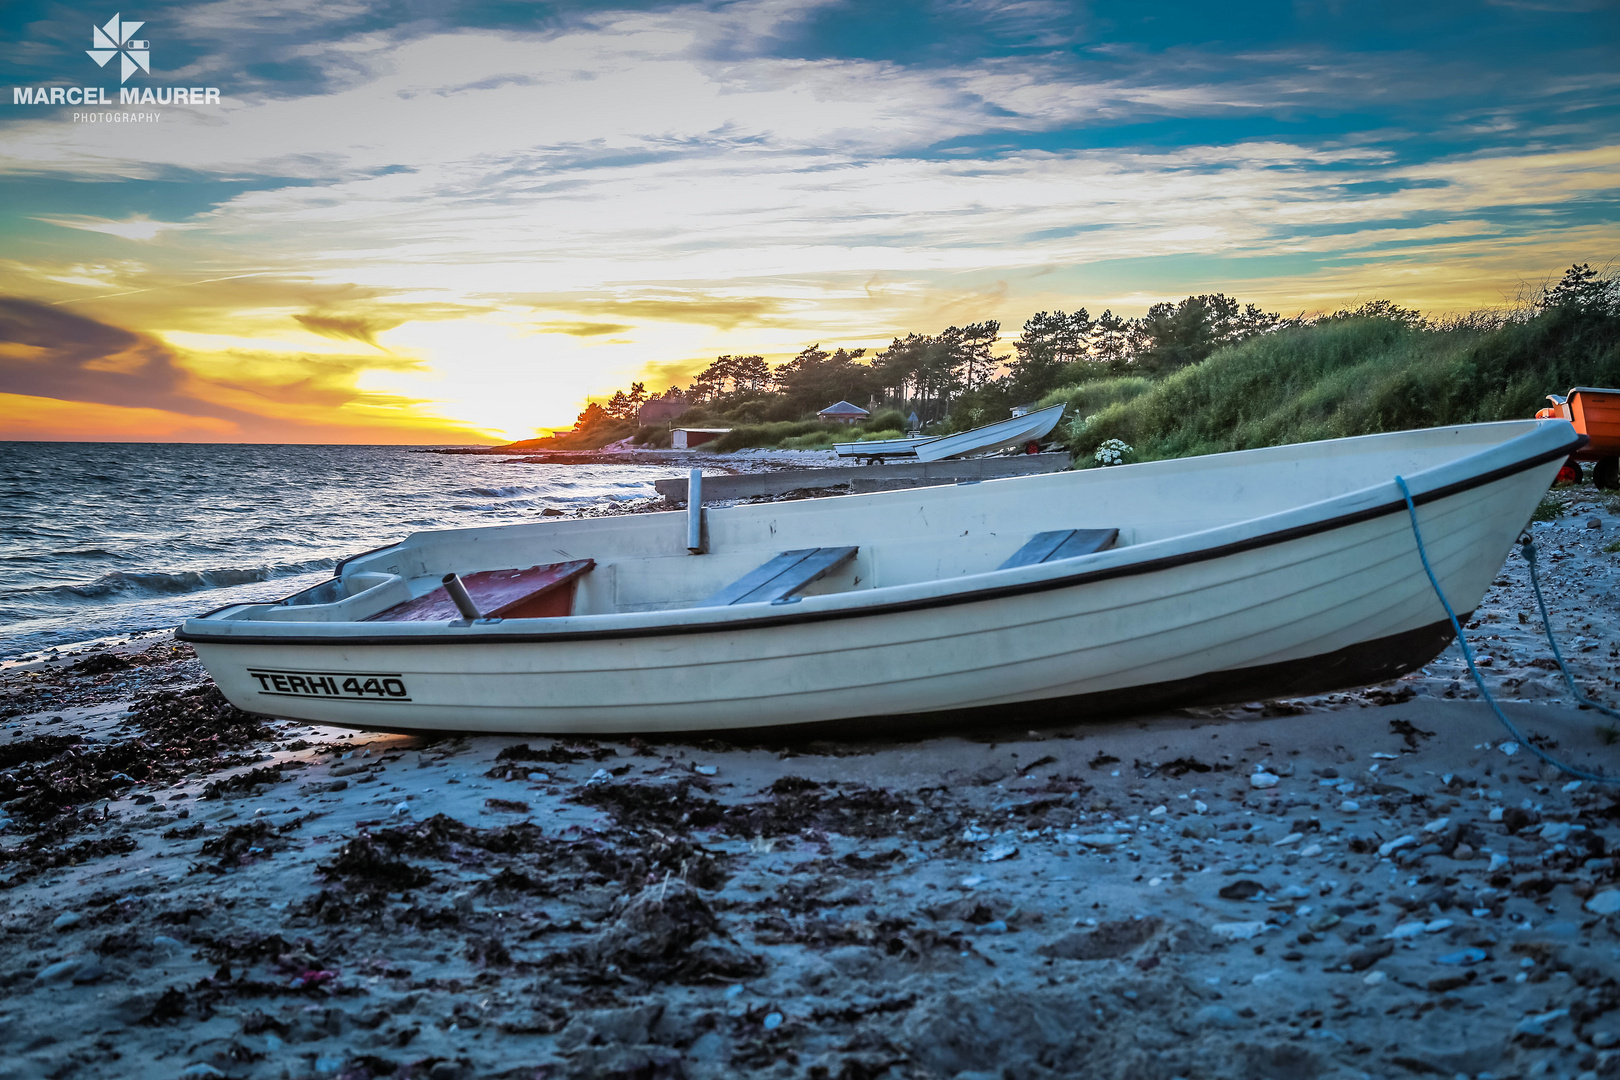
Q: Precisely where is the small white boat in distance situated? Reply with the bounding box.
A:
[833,403,1066,461]
[831,433,932,460]
[179,419,1579,735]
[911,402,1065,462]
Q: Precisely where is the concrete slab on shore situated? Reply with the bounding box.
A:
[655,452,1073,504]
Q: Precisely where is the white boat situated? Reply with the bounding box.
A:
[911,402,1066,462]
[831,434,932,460]
[179,419,1578,735]
[833,402,1066,461]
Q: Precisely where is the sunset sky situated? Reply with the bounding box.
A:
[2,0,1616,443]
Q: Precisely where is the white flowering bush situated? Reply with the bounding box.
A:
[1094,438,1132,466]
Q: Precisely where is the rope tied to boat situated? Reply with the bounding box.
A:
[1394,474,1616,784]
[1519,535,1620,724]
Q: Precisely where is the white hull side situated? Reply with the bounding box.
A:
[191,461,1556,734]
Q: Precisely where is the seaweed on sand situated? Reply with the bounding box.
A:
[0,685,273,829]
[353,813,730,892]
[318,832,434,890]
[567,881,764,984]
[0,832,138,888]
[201,764,286,800]
[573,777,935,842]
[195,818,304,872]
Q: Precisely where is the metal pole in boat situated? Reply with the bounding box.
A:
[441,573,483,621]
[687,468,705,554]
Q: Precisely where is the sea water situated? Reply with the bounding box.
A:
[0,443,670,659]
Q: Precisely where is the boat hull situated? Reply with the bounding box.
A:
[831,436,927,459]
[911,403,1065,462]
[185,429,1567,734]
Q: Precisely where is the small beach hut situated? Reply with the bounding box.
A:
[817,401,870,425]
[671,427,730,449]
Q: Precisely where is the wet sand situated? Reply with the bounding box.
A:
[2,487,1619,1080]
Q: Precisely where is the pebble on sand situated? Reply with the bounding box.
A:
[1249,772,1280,789]
[1377,835,1415,857]
[1585,890,1620,915]
[981,843,1019,863]
[1193,1005,1242,1029]
[35,958,82,984]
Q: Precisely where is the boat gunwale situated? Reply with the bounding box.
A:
[176,424,1583,648]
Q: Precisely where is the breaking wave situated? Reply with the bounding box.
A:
[451,484,550,499]
[12,558,338,604]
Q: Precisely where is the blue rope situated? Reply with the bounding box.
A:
[1522,537,1620,722]
[1394,475,1615,784]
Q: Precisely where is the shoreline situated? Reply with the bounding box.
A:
[428,445,864,473]
[0,490,1618,1077]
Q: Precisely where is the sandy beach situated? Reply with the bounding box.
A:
[2,486,1619,1080]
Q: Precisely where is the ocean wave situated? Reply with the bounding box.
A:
[451,485,549,499]
[449,497,553,512]
[0,548,122,564]
[8,557,338,603]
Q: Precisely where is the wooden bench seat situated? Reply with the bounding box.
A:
[998,529,1118,570]
[366,560,594,622]
[698,547,858,607]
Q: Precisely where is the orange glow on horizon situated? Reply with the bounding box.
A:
[0,392,499,444]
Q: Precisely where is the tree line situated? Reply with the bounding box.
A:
[550,265,1614,444]
[552,290,1287,441]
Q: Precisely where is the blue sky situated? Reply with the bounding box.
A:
[1,0,1616,439]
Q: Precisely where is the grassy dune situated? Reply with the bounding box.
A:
[1065,306,1620,464]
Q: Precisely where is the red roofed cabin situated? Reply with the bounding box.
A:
[816,401,870,425]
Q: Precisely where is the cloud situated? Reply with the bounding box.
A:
[526,294,792,330]
[0,296,495,441]
[292,311,399,348]
[32,215,199,242]
[536,321,637,337]
[0,296,206,415]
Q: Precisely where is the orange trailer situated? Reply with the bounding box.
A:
[1537,386,1620,489]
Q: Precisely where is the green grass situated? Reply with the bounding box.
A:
[709,420,844,452]
[710,417,908,452]
[1534,497,1566,522]
[1039,375,1154,419]
[779,430,840,450]
[1063,306,1620,464]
